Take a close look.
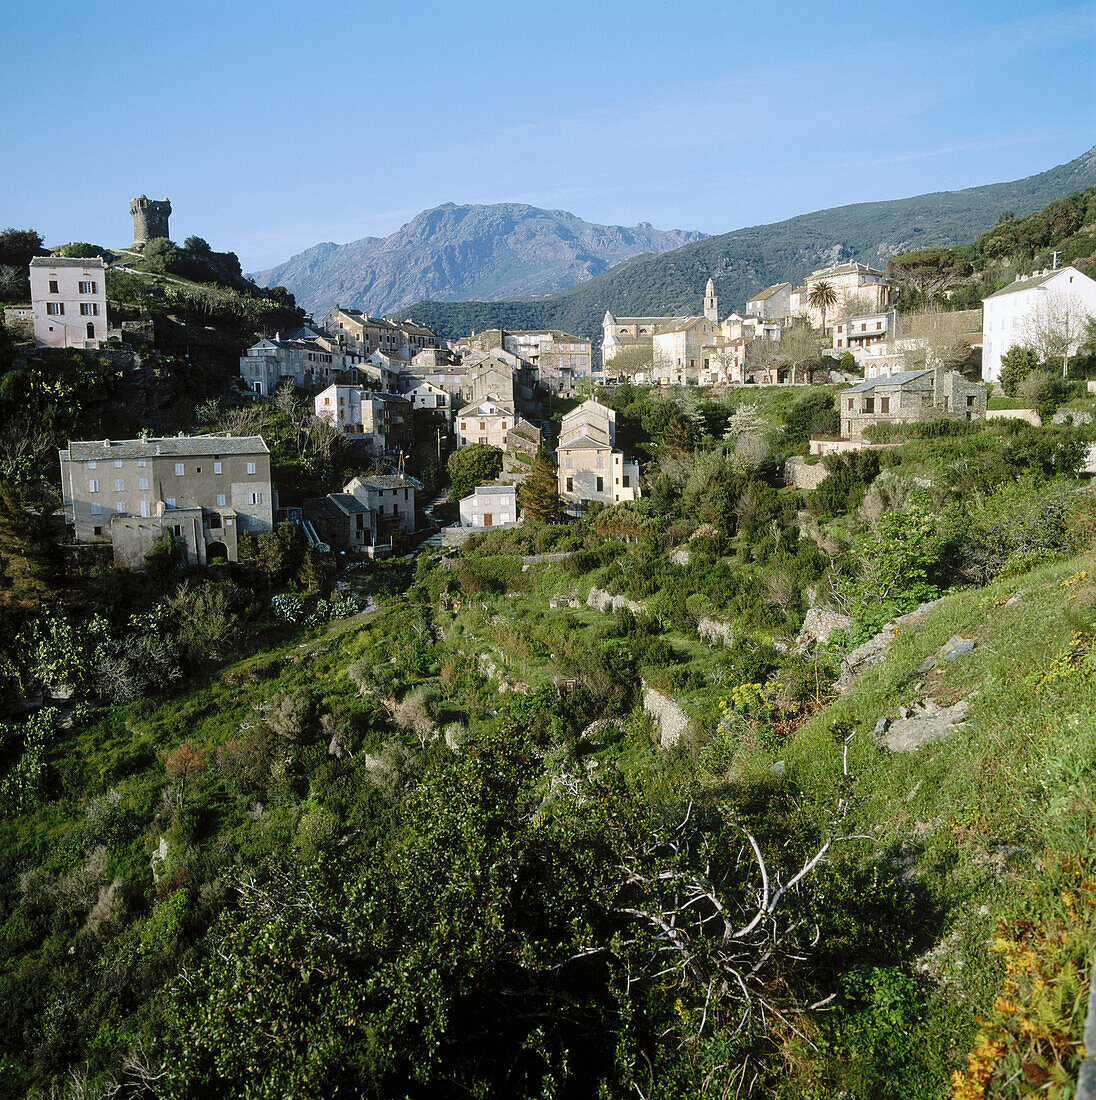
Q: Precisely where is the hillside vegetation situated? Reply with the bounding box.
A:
[394,145,1096,339]
[4,365,1096,1096]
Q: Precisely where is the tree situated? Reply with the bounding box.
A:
[999,344,1040,397]
[61,242,105,259]
[661,414,693,454]
[517,448,562,523]
[773,321,826,383]
[447,443,502,501]
[184,236,211,254]
[900,308,973,376]
[142,237,179,275]
[1020,288,1094,378]
[885,248,972,298]
[0,228,44,268]
[807,280,838,332]
[604,343,653,380]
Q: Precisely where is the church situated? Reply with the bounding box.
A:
[602,279,724,383]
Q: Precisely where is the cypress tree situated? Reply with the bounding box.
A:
[518,448,562,523]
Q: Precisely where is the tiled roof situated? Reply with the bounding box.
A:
[747,283,790,301]
[328,493,371,515]
[62,435,269,460]
[31,256,105,268]
[558,433,612,450]
[982,268,1080,300]
[346,474,421,491]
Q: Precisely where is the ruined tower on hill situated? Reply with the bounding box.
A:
[130,195,171,248]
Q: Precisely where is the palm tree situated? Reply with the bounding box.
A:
[807,280,838,333]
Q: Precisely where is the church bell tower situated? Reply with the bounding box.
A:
[704,277,719,323]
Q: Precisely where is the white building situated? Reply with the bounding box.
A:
[314,385,412,455]
[556,400,640,508]
[982,266,1096,383]
[459,484,519,528]
[455,398,514,449]
[832,310,899,359]
[30,257,108,348]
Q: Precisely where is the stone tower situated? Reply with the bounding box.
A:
[704,277,719,323]
[130,195,171,248]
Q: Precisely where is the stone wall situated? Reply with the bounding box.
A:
[587,586,646,616]
[697,617,734,647]
[986,408,1041,426]
[783,456,829,490]
[642,683,694,749]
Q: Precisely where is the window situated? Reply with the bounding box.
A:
[174,463,184,476]
[216,493,226,507]
[213,461,221,474]
[249,491,263,505]
[138,478,149,491]
[596,476,604,493]
[87,460,96,469]
[566,477,573,493]
[90,503,101,515]
[114,479,124,491]
[48,279,58,294]
[86,322,95,339]
[864,398,875,413]
[78,281,97,294]
[46,302,64,316]
[140,501,150,517]
[138,458,146,467]
[880,397,890,414]
[115,501,125,514]
[623,475,630,488]
[93,526,102,536]
[80,303,99,316]
[165,497,176,508]
[113,458,122,468]
[88,479,99,493]
[847,398,853,410]
[247,462,256,475]
[966,395,975,407]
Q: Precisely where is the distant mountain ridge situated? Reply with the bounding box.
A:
[250,204,707,315]
[390,145,1096,341]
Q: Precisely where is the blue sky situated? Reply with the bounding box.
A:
[2,0,1093,270]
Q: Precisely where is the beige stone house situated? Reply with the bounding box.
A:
[314,385,411,455]
[30,257,108,348]
[651,316,723,385]
[837,369,987,444]
[791,262,895,329]
[503,330,592,394]
[321,308,440,359]
[304,473,418,555]
[746,282,792,321]
[556,400,639,508]
[59,435,274,566]
[456,398,514,449]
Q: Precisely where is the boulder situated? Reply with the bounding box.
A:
[883,698,969,752]
[835,598,944,693]
[794,608,852,652]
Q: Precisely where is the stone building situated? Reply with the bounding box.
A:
[304,473,419,555]
[651,315,723,385]
[837,369,987,444]
[503,330,592,394]
[456,398,515,450]
[239,333,344,394]
[314,385,411,455]
[130,195,171,248]
[746,282,793,321]
[321,308,440,360]
[59,435,273,566]
[556,400,639,508]
[30,257,108,348]
[502,419,543,480]
[832,309,899,358]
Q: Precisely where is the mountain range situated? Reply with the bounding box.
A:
[249,204,707,316]
[388,144,1096,341]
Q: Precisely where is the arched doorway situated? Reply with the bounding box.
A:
[206,541,228,562]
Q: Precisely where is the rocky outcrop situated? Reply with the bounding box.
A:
[476,653,530,694]
[835,599,944,693]
[794,608,852,652]
[698,617,734,648]
[877,698,970,752]
[643,684,694,749]
[587,587,646,617]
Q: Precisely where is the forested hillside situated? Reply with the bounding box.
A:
[394,144,1096,340]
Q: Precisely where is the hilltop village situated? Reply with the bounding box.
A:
[2,186,1096,1099]
[11,195,1095,562]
